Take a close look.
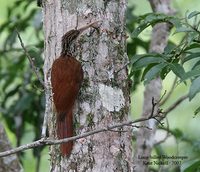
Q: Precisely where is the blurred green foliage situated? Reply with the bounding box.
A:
[127,3,200,172]
[126,5,149,91]
[130,11,200,100]
[0,0,45,171]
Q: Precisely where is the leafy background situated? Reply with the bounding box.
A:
[0,0,48,171]
[0,0,200,171]
[129,0,200,171]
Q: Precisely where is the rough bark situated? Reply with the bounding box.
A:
[43,0,132,171]
[133,0,175,172]
[0,123,22,172]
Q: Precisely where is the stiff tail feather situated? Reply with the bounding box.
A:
[57,110,73,156]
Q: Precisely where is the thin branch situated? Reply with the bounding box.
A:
[0,115,160,158]
[148,97,165,126]
[158,90,167,104]
[41,69,52,138]
[16,29,45,87]
[1,86,187,158]
[149,97,156,118]
[114,61,130,74]
[163,94,188,115]
[154,118,170,145]
[78,20,102,33]
[159,77,178,106]
[16,29,48,138]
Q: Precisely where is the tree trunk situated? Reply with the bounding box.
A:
[133,0,174,172]
[43,0,132,171]
[0,123,22,172]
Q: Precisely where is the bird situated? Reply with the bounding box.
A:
[51,21,99,156]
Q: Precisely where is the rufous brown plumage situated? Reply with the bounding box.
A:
[51,21,99,156]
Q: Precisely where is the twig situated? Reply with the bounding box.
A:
[149,97,156,118]
[15,29,45,87]
[163,94,188,115]
[0,115,160,157]
[154,118,170,145]
[114,61,130,74]
[133,125,153,130]
[143,97,165,126]
[78,21,102,34]
[16,29,48,138]
[158,90,167,104]
[152,116,164,126]
[159,77,178,106]
[41,69,52,138]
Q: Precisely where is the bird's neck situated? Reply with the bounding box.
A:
[61,43,76,57]
[61,29,80,56]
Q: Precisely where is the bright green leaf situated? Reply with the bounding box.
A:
[130,54,148,65]
[181,159,200,172]
[132,57,165,71]
[187,32,200,44]
[189,76,200,100]
[182,69,200,81]
[192,60,200,70]
[132,13,174,38]
[194,106,200,116]
[169,18,182,28]
[144,63,167,84]
[184,43,200,52]
[130,53,165,65]
[164,42,176,54]
[183,52,200,63]
[174,27,194,34]
[188,11,200,19]
[132,22,151,38]
[168,63,185,79]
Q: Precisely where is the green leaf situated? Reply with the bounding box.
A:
[160,65,171,79]
[142,63,158,80]
[3,85,21,104]
[132,13,174,38]
[164,42,176,54]
[189,76,200,100]
[2,76,15,91]
[182,69,200,81]
[168,63,185,79]
[194,106,200,116]
[130,70,142,92]
[184,43,200,52]
[132,56,165,71]
[183,52,200,63]
[192,60,200,70]
[174,27,194,34]
[13,92,34,113]
[130,53,167,66]
[143,63,167,84]
[181,159,200,172]
[130,54,148,64]
[169,18,182,28]
[132,22,151,38]
[187,32,200,44]
[188,11,200,19]
[171,128,183,139]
